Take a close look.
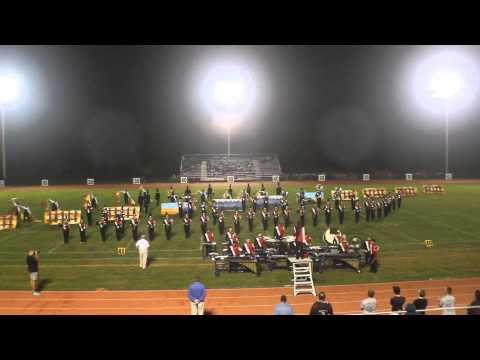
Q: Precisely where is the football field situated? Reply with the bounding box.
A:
[1,180,479,291]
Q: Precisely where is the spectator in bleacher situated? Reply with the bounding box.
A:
[467,289,480,315]
[439,286,456,315]
[390,286,406,313]
[274,295,294,315]
[404,303,418,315]
[309,292,334,315]
[413,289,428,315]
[361,290,377,314]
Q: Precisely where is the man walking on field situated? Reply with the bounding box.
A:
[135,235,150,270]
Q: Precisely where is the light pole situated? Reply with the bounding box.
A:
[0,74,19,183]
[1,104,5,180]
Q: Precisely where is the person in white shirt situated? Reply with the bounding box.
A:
[361,290,377,314]
[135,235,150,270]
[439,286,456,315]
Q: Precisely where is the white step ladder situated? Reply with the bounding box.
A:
[291,258,316,296]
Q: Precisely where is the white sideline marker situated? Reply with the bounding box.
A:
[272,175,279,183]
[405,173,413,181]
[180,177,188,184]
[227,176,235,183]
[318,174,326,182]
[86,178,95,186]
[362,173,370,181]
[132,177,141,185]
[445,173,453,181]
[41,179,49,187]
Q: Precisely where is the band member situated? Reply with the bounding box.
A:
[147,215,156,241]
[200,212,208,234]
[22,207,32,222]
[299,206,306,227]
[370,241,380,273]
[293,222,307,259]
[123,189,129,206]
[339,235,349,253]
[255,233,268,250]
[334,189,341,210]
[298,188,305,204]
[276,182,282,195]
[272,207,280,227]
[241,192,247,212]
[243,239,256,257]
[218,211,225,235]
[183,215,192,238]
[207,183,213,200]
[365,198,371,222]
[261,207,269,230]
[198,189,206,204]
[333,230,343,246]
[316,191,322,208]
[274,223,286,241]
[225,228,235,245]
[383,198,389,218]
[263,195,269,209]
[98,218,107,241]
[376,200,382,219]
[184,185,191,197]
[187,201,193,219]
[178,201,183,218]
[324,202,332,226]
[354,203,361,224]
[283,207,291,228]
[233,211,241,234]
[91,194,98,209]
[338,203,345,225]
[370,202,376,221]
[396,192,402,209]
[228,184,233,198]
[50,199,59,211]
[102,206,109,222]
[138,190,144,210]
[155,188,160,206]
[252,197,258,212]
[163,215,172,240]
[85,204,93,226]
[260,183,266,193]
[211,205,218,226]
[363,237,375,264]
[131,216,139,241]
[351,193,356,211]
[229,240,242,257]
[247,207,255,232]
[79,219,87,243]
[61,220,70,244]
[144,190,151,214]
[311,206,319,226]
[115,217,123,241]
[203,229,216,256]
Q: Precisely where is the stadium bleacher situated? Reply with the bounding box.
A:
[180,154,282,181]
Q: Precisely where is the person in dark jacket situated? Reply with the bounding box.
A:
[390,285,406,313]
[413,289,428,315]
[404,303,418,315]
[467,289,480,315]
[309,292,334,315]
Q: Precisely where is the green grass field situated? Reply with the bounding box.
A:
[0,181,479,291]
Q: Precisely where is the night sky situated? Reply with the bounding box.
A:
[1,45,480,183]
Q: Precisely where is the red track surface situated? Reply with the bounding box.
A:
[1,277,478,315]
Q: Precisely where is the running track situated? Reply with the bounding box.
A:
[0,277,479,315]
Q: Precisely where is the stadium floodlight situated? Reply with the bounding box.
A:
[0,73,20,182]
[200,62,256,157]
[412,50,479,177]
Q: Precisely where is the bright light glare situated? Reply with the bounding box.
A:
[0,75,19,104]
[200,63,255,120]
[214,81,246,106]
[412,50,479,115]
[429,71,463,100]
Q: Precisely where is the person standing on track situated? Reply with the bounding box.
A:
[274,295,294,315]
[413,289,428,315]
[361,290,377,314]
[26,250,41,296]
[135,235,150,270]
[390,286,406,313]
[309,292,334,315]
[439,286,456,315]
[188,278,206,315]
